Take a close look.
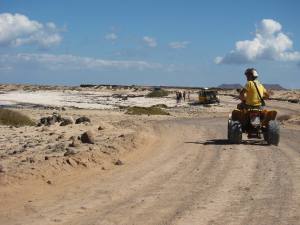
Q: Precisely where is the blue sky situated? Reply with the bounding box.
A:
[0,0,299,88]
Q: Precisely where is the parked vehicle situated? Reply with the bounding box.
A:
[198,89,220,104]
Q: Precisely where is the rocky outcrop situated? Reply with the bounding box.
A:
[38,113,76,126]
[75,116,91,124]
[81,131,95,144]
[60,117,74,126]
[38,112,63,126]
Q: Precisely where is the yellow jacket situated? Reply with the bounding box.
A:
[243,80,267,106]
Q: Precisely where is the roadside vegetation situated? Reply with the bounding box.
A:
[0,109,36,126]
[146,89,169,98]
[151,104,168,108]
[126,106,170,116]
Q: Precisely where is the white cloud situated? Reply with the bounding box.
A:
[215,19,300,64]
[169,41,190,49]
[0,53,164,71]
[105,32,118,41]
[0,13,62,48]
[143,36,157,47]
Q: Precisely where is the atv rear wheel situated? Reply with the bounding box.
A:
[228,120,242,144]
[265,120,280,146]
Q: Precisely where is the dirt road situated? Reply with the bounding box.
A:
[1,112,300,224]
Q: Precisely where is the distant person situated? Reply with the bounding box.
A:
[183,91,186,101]
[176,91,180,104]
[178,91,182,103]
[238,68,269,110]
[187,91,190,101]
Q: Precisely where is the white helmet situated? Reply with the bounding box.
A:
[245,68,259,77]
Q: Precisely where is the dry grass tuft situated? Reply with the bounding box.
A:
[146,89,169,98]
[126,106,170,116]
[0,109,36,127]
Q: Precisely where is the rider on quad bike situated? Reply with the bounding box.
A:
[238,68,269,110]
[228,68,280,145]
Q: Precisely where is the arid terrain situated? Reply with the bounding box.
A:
[0,84,300,225]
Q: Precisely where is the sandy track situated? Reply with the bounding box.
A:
[1,115,300,225]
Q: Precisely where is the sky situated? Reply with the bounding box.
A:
[0,0,300,88]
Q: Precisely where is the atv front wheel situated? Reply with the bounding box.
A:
[228,120,242,144]
[266,120,280,146]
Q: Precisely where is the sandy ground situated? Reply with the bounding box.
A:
[0,85,300,225]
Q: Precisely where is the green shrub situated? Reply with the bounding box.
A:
[126,106,170,116]
[0,109,36,126]
[152,104,168,108]
[146,89,169,98]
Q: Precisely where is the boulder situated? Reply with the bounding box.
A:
[81,131,95,144]
[75,116,91,124]
[39,117,48,125]
[69,138,81,147]
[52,112,62,123]
[47,117,56,125]
[114,159,123,165]
[38,113,62,126]
[60,117,74,126]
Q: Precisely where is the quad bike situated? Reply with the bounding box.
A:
[228,107,280,145]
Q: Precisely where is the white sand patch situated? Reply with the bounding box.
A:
[0,90,180,109]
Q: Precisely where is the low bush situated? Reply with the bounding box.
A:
[152,104,168,108]
[0,109,36,126]
[126,106,170,116]
[146,89,169,98]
